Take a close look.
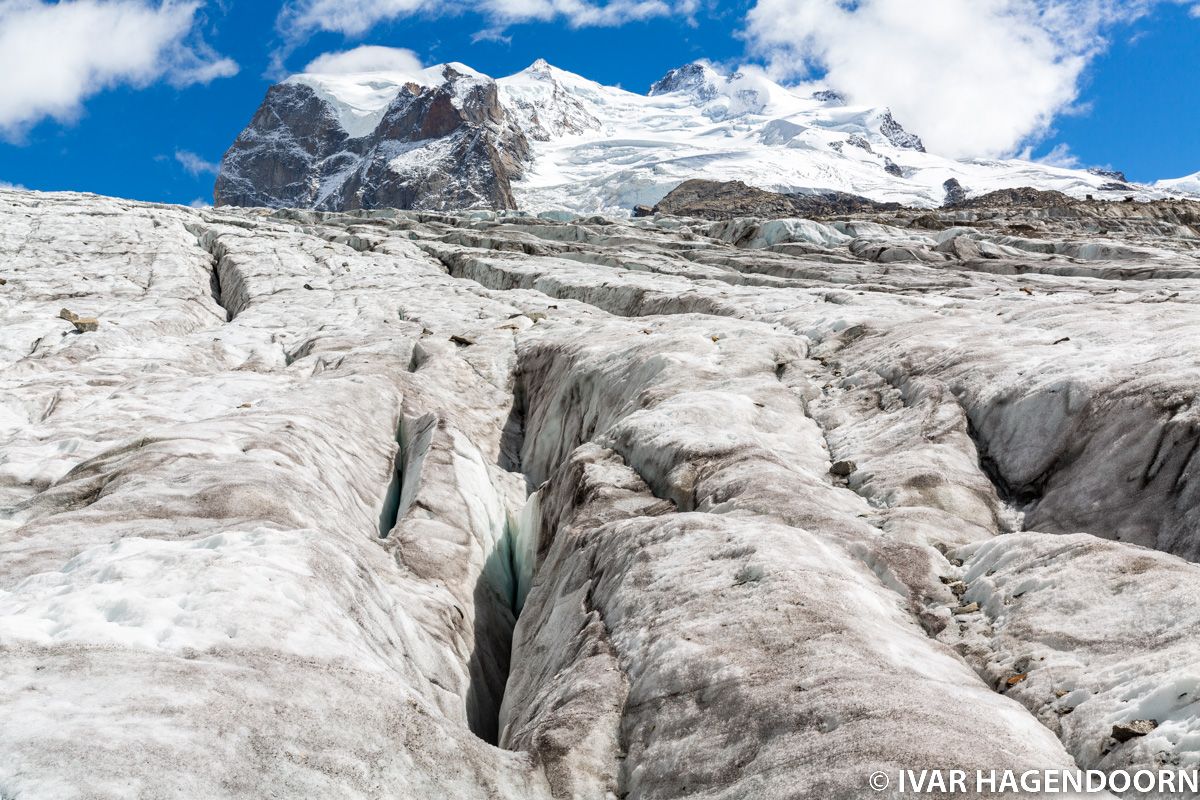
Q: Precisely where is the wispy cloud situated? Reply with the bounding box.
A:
[276,0,695,42]
[471,27,513,44]
[0,1,237,141]
[742,0,1196,158]
[1029,142,1082,168]
[175,149,219,176]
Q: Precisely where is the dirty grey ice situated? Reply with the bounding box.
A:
[2,185,1200,800]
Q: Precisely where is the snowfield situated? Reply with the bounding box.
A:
[2,185,1200,798]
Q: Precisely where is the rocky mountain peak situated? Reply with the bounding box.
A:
[874,109,925,152]
[648,61,724,100]
[525,58,553,76]
[811,89,847,104]
[215,62,530,212]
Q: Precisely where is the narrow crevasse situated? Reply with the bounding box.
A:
[490,319,1095,799]
[377,416,406,538]
[378,349,543,748]
[182,220,256,321]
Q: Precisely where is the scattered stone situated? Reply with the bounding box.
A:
[1006,674,1028,687]
[0,276,7,285]
[1055,689,1071,698]
[829,460,857,477]
[303,283,314,290]
[58,308,79,322]
[72,318,99,333]
[632,204,654,218]
[1112,719,1158,743]
[945,581,967,597]
[1052,337,1071,345]
[733,564,765,586]
[953,602,980,615]
[909,214,948,230]
[450,334,476,347]
[935,235,982,260]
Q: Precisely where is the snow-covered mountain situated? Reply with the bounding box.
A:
[1158,171,1200,195]
[214,63,528,211]
[216,58,1193,214]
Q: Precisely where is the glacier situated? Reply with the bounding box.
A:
[3,182,1200,798]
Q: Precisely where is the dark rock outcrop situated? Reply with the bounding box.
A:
[876,110,925,152]
[950,187,1078,209]
[1089,166,1128,183]
[943,178,969,206]
[215,66,530,212]
[649,179,901,220]
[648,62,720,100]
[812,90,846,104]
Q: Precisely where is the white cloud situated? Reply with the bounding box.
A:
[188,197,212,208]
[303,45,424,74]
[742,0,1189,158]
[277,0,693,39]
[1028,142,1082,168]
[471,27,514,44]
[0,180,28,190]
[0,1,237,139]
[175,149,219,176]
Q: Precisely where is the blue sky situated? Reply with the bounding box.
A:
[0,0,1196,206]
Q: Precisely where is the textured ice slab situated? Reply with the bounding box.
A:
[2,186,1199,798]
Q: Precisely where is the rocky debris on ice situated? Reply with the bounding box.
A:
[3,183,1200,798]
[649,179,902,220]
[830,459,857,476]
[57,308,99,333]
[1112,720,1159,743]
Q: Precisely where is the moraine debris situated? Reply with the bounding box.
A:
[829,459,857,477]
